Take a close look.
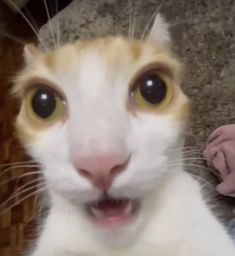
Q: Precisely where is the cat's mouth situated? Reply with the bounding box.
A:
[85,197,139,229]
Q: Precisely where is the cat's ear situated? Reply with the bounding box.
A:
[147,14,171,47]
[23,44,40,63]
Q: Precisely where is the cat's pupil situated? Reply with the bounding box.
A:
[31,88,56,119]
[140,75,166,104]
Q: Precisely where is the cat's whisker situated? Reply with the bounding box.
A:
[6,0,48,51]
[23,6,40,32]
[167,151,203,159]
[0,170,43,187]
[181,149,202,154]
[0,163,40,171]
[181,146,201,151]
[167,146,202,153]
[182,150,202,155]
[182,157,206,161]
[173,145,196,149]
[0,160,37,169]
[43,0,57,48]
[140,0,165,40]
[183,163,211,170]
[0,180,46,207]
[181,145,201,149]
[55,0,60,47]
[166,0,223,32]
[189,173,215,190]
[0,32,26,46]
[130,3,137,39]
[128,0,134,38]
[176,155,205,159]
[170,159,204,166]
[13,178,45,195]
[169,145,201,150]
[168,157,206,164]
[7,179,45,203]
[174,163,209,170]
[0,185,47,215]
[0,164,40,179]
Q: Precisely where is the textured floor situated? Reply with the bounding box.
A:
[39,0,235,219]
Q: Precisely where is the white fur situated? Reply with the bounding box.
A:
[148,14,171,46]
[21,16,235,255]
[31,172,235,256]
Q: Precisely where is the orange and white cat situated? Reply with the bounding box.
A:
[14,15,235,256]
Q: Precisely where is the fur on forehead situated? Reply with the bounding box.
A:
[13,14,176,96]
[20,13,171,63]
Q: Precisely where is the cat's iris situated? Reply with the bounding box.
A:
[131,71,173,110]
[139,74,166,104]
[24,86,66,126]
[31,89,56,119]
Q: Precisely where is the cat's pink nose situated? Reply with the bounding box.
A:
[74,153,129,191]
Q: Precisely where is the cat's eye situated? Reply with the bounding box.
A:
[131,71,173,110]
[31,88,56,118]
[25,86,66,125]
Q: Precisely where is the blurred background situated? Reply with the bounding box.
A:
[0,0,234,255]
[0,1,71,255]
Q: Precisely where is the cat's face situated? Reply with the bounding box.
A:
[14,15,189,242]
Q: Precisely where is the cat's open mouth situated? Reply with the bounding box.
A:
[85,197,139,229]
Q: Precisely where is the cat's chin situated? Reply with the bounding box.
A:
[84,196,140,230]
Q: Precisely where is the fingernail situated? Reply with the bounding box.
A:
[216,184,235,197]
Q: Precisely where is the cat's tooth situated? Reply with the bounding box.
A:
[124,202,132,216]
[91,207,103,219]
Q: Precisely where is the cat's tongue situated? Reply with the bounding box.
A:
[87,198,137,228]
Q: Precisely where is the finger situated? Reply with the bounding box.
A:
[210,166,223,181]
[206,135,225,148]
[223,142,235,175]
[216,171,235,196]
[206,127,223,144]
[207,125,235,145]
[227,192,235,197]
[203,148,212,166]
[211,151,228,180]
[203,144,219,164]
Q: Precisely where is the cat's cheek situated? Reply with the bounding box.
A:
[42,163,101,203]
[15,117,40,147]
[26,124,68,157]
[111,155,168,197]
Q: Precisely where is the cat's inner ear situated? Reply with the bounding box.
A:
[23,44,40,63]
[146,14,171,47]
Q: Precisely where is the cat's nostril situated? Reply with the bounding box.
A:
[74,154,130,190]
[110,158,129,177]
[79,169,92,180]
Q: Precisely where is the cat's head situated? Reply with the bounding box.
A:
[14,15,189,243]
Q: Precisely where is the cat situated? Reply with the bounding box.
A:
[13,14,235,256]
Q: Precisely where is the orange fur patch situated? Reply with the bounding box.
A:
[174,99,191,121]
[15,116,37,144]
[13,36,188,144]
